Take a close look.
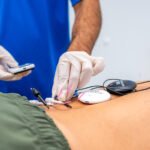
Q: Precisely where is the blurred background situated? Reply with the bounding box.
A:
[69,0,150,85]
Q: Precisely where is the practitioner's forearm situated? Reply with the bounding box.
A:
[68,0,102,54]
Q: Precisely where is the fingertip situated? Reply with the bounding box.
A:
[57,90,67,101]
[52,89,57,99]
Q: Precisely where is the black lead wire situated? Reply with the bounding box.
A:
[76,79,150,96]
[31,88,49,109]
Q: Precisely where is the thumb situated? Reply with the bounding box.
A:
[3,55,18,68]
[0,46,18,67]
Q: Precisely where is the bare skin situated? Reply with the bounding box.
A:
[45,83,150,150]
[68,0,102,54]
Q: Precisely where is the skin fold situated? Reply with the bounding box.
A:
[45,83,150,150]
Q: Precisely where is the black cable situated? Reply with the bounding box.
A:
[135,80,150,92]
[135,87,150,92]
[137,81,150,84]
[77,85,103,91]
[77,79,150,96]
[31,88,49,109]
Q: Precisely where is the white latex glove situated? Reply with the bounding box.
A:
[52,51,105,101]
[0,45,31,81]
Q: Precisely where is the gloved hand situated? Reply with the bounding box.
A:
[0,45,31,81]
[52,51,105,101]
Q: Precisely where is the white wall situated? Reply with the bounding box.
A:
[69,0,150,85]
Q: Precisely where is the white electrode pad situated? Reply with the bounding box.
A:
[78,90,111,104]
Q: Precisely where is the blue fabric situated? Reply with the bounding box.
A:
[71,0,81,6]
[0,0,80,99]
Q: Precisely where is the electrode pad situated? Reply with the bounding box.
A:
[78,90,111,104]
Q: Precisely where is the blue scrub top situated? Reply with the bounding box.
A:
[0,0,80,99]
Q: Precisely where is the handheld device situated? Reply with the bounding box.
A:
[7,63,35,74]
